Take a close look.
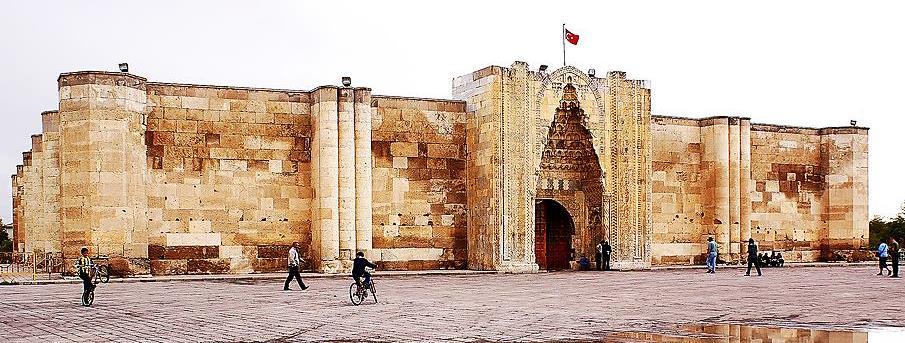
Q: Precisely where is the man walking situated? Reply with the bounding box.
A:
[595,240,603,271]
[744,238,762,276]
[283,242,309,290]
[889,238,900,278]
[706,237,718,274]
[602,240,612,271]
[878,240,891,276]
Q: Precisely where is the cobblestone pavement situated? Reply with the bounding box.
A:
[1,266,903,342]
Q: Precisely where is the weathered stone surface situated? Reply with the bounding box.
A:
[11,65,869,275]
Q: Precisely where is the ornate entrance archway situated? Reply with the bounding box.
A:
[534,83,605,268]
[534,200,574,270]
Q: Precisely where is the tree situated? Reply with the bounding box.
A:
[870,201,905,248]
[0,224,10,253]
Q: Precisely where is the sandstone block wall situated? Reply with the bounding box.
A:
[9,65,870,273]
[650,116,705,264]
[369,96,468,270]
[144,83,314,274]
[11,71,469,275]
[651,116,869,264]
[55,72,150,273]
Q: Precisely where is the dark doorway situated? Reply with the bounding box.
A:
[535,200,575,271]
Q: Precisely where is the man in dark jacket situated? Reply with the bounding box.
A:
[352,251,378,288]
[745,238,762,276]
[890,238,900,278]
[602,241,612,271]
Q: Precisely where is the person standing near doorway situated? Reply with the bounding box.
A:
[283,242,309,291]
[878,240,891,276]
[706,237,718,274]
[602,241,612,271]
[595,240,603,271]
[744,238,762,276]
[889,238,900,278]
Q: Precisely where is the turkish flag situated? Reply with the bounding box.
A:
[565,29,579,45]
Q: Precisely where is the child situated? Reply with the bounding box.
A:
[351,251,377,288]
[76,247,95,296]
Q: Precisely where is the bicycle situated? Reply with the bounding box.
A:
[74,262,106,307]
[92,262,109,284]
[349,271,378,306]
[81,285,95,307]
[75,263,98,307]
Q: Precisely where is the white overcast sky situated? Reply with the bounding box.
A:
[1,1,903,223]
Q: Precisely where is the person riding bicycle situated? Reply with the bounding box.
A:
[352,251,377,288]
[76,247,95,297]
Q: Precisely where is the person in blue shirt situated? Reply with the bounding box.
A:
[706,237,718,274]
[878,241,890,276]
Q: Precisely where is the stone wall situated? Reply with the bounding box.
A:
[650,116,870,264]
[144,83,314,274]
[54,72,151,274]
[9,65,870,273]
[369,96,467,270]
[749,125,825,261]
[650,116,705,264]
[10,71,469,275]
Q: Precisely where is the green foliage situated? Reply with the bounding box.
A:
[0,226,11,252]
[869,202,905,249]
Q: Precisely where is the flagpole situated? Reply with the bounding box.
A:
[562,23,566,67]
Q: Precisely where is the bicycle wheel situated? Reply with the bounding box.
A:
[370,281,378,303]
[349,283,363,306]
[82,291,94,307]
[98,266,110,283]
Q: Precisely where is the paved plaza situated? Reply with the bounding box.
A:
[1,266,903,342]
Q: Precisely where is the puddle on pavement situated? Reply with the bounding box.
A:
[602,324,905,342]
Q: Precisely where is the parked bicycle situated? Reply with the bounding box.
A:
[349,269,378,305]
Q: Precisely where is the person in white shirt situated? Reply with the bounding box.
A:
[283,242,309,291]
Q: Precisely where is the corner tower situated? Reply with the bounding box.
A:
[57,72,150,274]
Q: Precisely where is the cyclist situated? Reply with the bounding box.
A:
[76,247,95,298]
[351,251,377,288]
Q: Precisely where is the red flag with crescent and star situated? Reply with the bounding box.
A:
[564,28,579,45]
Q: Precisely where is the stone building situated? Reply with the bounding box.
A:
[10,62,869,275]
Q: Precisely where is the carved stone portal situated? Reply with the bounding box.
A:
[535,84,604,269]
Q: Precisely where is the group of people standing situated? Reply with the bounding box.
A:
[594,240,612,271]
[877,238,901,278]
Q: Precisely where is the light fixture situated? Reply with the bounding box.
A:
[539,65,548,73]
[850,120,857,126]
[341,76,351,87]
[118,63,129,73]
[588,68,596,77]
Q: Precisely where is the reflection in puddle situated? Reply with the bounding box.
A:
[604,324,905,342]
